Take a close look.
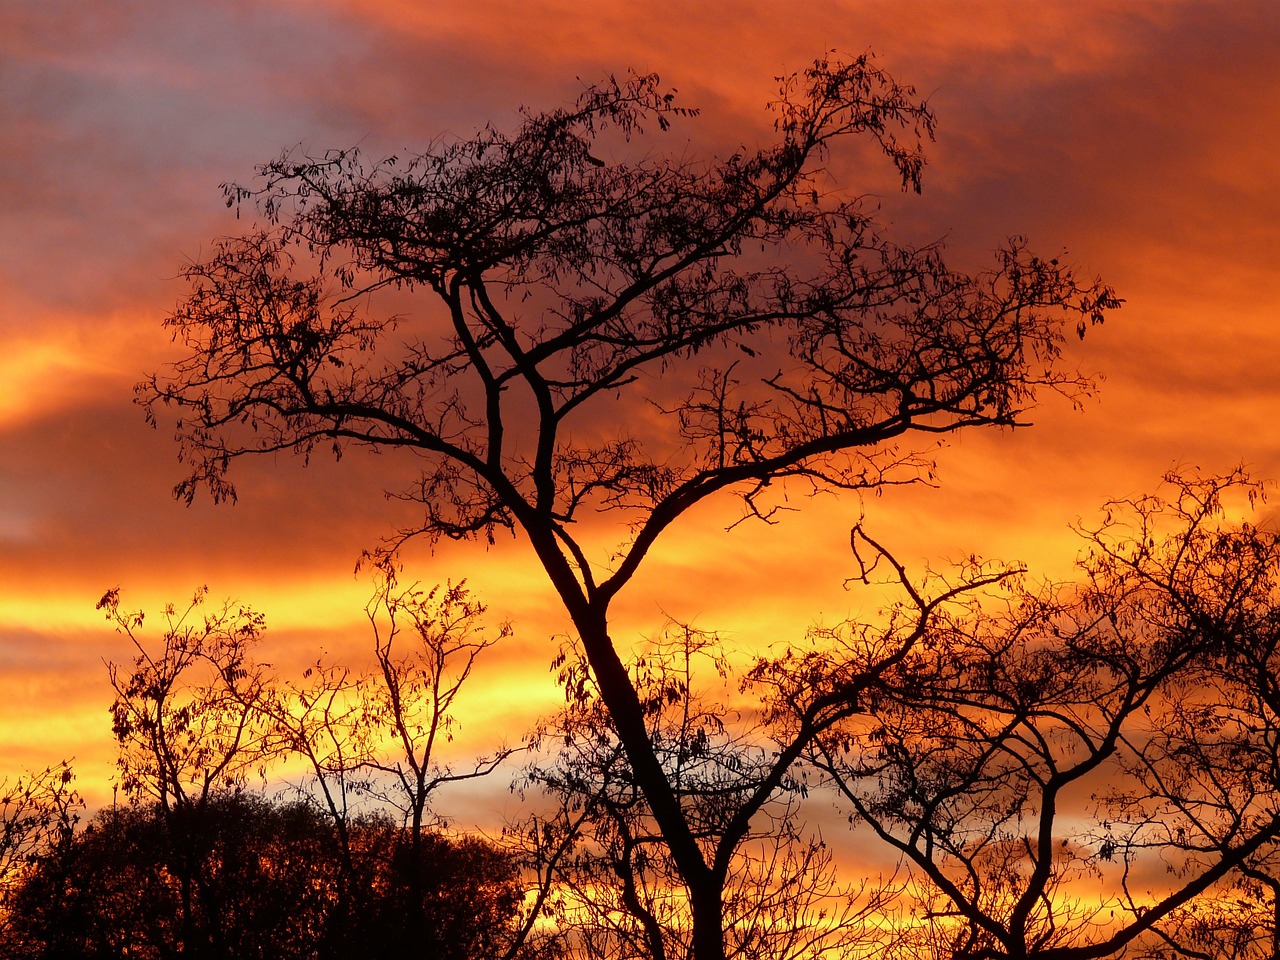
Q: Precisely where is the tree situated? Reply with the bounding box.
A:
[358,575,520,946]
[523,625,894,960]
[100,588,272,811]
[143,54,1119,960]
[99,588,275,955]
[360,827,528,960]
[101,578,529,956]
[0,762,81,941]
[757,471,1280,959]
[361,578,513,839]
[5,793,337,960]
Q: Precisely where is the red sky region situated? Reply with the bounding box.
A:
[1,0,1279,819]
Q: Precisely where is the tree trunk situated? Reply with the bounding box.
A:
[577,609,727,960]
[689,887,726,960]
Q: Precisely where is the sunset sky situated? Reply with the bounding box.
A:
[2,0,1278,820]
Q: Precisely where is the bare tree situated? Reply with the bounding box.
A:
[354,575,519,946]
[759,471,1280,960]
[143,54,1119,960]
[524,624,900,960]
[361,578,515,837]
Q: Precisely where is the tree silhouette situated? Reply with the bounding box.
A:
[522,624,895,960]
[0,762,81,943]
[358,575,519,947]
[99,578,535,957]
[758,471,1280,959]
[100,588,272,809]
[100,588,275,956]
[142,54,1119,960]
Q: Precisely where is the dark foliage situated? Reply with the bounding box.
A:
[2,792,524,960]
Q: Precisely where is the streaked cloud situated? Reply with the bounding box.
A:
[1,1,1277,820]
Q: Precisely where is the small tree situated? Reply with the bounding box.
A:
[100,587,274,955]
[362,578,514,837]
[359,576,519,946]
[525,625,893,960]
[143,54,1119,960]
[100,588,272,811]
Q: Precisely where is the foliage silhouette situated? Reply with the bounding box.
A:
[0,762,81,940]
[2,791,524,960]
[100,587,272,808]
[142,53,1120,960]
[757,470,1280,959]
[354,575,521,951]
[97,576,537,958]
[100,588,275,954]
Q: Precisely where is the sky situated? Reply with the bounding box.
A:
[2,0,1279,820]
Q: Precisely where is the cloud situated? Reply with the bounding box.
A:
[2,1,1279,847]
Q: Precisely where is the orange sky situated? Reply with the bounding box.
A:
[2,0,1279,827]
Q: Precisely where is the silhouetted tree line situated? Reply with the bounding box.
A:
[0,580,540,960]
[2,793,520,960]
[10,472,1277,960]
[10,50,1280,960]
